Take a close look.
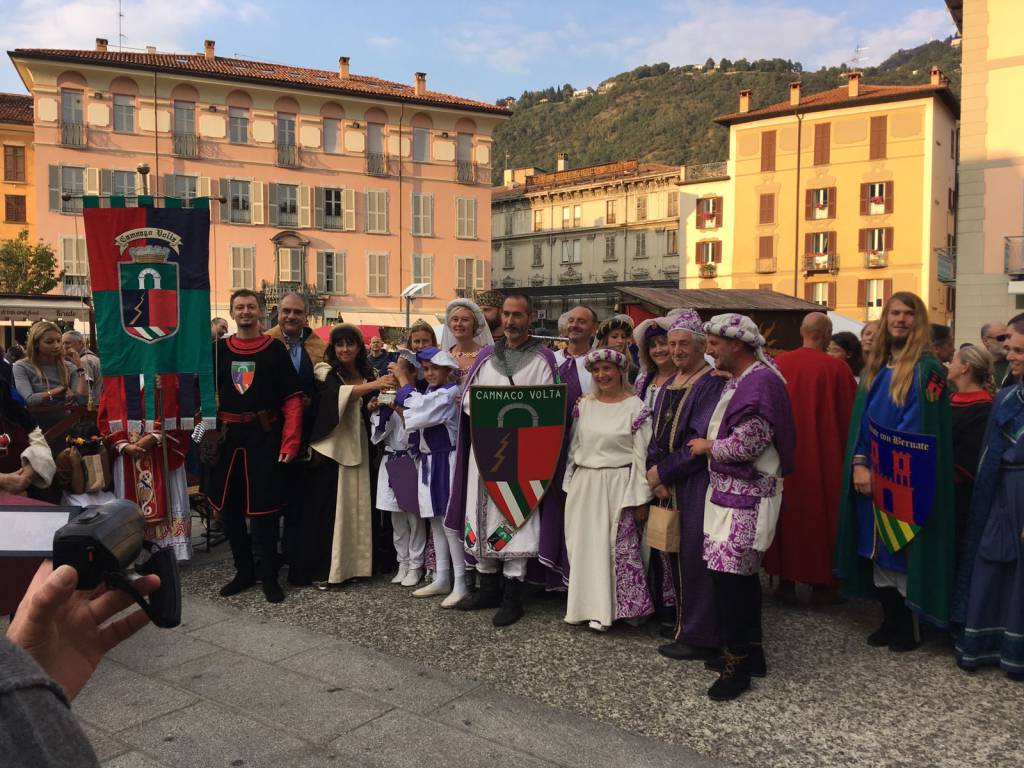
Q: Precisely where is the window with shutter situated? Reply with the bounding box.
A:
[869,115,887,160]
[367,190,388,233]
[61,236,87,276]
[4,195,26,223]
[866,182,888,215]
[533,209,543,232]
[229,107,249,145]
[573,204,581,228]
[757,236,775,273]
[760,130,776,172]
[562,206,570,229]
[229,180,251,223]
[606,199,616,224]
[59,166,84,213]
[635,232,646,258]
[412,127,429,162]
[412,192,433,236]
[884,181,894,214]
[533,242,543,266]
[277,247,302,283]
[343,189,356,231]
[456,197,476,239]
[809,282,829,307]
[813,123,830,165]
[759,193,774,225]
[636,195,647,221]
[230,246,255,289]
[413,253,434,295]
[4,145,26,182]
[666,229,678,255]
[368,252,389,295]
[667,193,679,218]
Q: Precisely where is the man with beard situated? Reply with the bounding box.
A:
[539,304,598,588]
[205,289,304,603]
[266,292,326,585]
[687,314,795,701]
[765,312,856,606]
[447,294,561,626]
[645,310,725,663]
[836,292,954,651]
[475,290,506,342]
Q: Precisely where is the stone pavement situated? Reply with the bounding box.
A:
[75,593,723,768]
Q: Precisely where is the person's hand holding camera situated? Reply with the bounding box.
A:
[6,561,160,700]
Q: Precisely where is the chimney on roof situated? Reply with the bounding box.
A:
[557,152,569,172]
[204,39,215,60]
[414,72,427,96]
[95,38,108,53]
[847,71,861,98]
[789,81,801,106]
[930,65,946,86]
[739,89,752,114]
[339,56,350,78]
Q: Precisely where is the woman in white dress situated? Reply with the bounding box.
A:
[439,299,494,384]
[563,348,654,631]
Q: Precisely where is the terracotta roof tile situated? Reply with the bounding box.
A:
[0,92,32,124]
[9,49,510,117]
[715,82,959,125]
[494,159,678,199]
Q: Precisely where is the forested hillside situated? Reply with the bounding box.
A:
[491,39,961,183]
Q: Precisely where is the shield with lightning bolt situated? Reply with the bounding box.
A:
[469,384,566,551]
[118,243,180,344]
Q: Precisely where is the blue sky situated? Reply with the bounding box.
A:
[0,1,957,101]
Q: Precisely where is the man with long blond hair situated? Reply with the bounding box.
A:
[835,291,955,651]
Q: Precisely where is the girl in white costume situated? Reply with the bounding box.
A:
[394,347,468,608]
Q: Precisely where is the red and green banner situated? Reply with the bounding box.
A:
[469,384,566,551]
[84,200,215,427]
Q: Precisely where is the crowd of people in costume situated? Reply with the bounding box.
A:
[2,287,1022,703]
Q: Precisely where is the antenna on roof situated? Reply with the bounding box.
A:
[847,44,869,70]
[117,0,126,51]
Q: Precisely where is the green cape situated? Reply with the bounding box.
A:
[833,353,955,627]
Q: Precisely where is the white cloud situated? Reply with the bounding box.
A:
[367,35,399,50]
[443,21,554,75]
[0,0,263,57]
[642,3,956,70]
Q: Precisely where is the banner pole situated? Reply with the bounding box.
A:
[154,374,173,525]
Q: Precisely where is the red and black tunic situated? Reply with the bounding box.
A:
[206,334,303,516]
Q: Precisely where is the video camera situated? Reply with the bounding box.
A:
[2,500,181,628]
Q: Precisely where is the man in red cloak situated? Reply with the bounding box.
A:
[764,312,856,604]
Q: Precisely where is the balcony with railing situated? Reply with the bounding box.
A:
[683,161,728,182]
[61,122,85,147]
[1005,237,1024,277]
[172,132,199,158]
[277,143,300,168]
[277,208,298,228]
[699,263,718,279]
[936,246,957,283]
[61,193,83,214]
[323,214,343,231]
[62,275,90,297]
[864,250,889,269]
[804,253,838,274]
[366,152,388,177]
[756,257,777,274]
[457,161,476,184]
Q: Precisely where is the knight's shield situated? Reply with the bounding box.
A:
[868,418,938,554]
[118,261,180,343]
[470,385,566,550]
[231,361,256,395]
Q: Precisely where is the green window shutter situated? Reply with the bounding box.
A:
[48,165,60,211]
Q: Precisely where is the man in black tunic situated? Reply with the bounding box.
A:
[207,289,303,603]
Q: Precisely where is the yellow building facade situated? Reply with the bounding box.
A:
[946,0,1024,344]
[703,70,959,323]
[0,93,34,242]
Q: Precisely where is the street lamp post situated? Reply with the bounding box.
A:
[401,282,429,328]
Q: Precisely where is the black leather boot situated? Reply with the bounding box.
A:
[259,553,284,604]
[456,571,501,610]
[492,577,525,627]
[705,644,767,677]
[867,587,901,647]
[660,642,715,661]
[707,648,752,701]
[219,568,256,597]
[888,601,920,652]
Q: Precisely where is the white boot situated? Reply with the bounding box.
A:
[401,567,423,587]
[391,563,409,585]
[441,574,469,609]
[413,572,451,597]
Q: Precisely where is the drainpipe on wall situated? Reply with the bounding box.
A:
[792,111,804,298]
[398,102,404,316]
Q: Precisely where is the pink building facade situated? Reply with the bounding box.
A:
[9,40,508,327]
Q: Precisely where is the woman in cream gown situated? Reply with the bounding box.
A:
[563,348,654,631]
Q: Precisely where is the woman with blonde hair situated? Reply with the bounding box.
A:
[12,321,89,407]
[439,299,493,383]
[948,343,995,570]
[836,292,956,649]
